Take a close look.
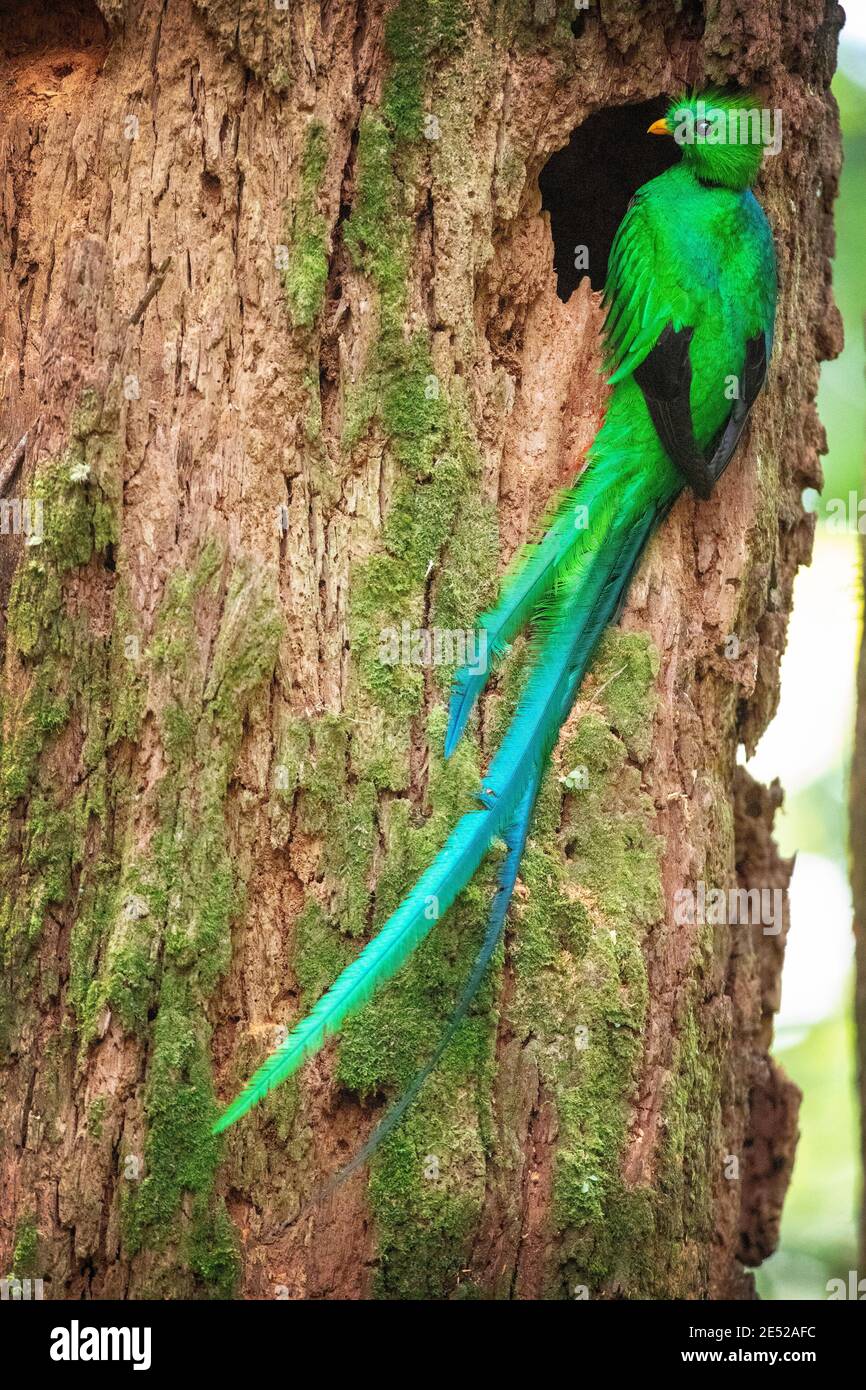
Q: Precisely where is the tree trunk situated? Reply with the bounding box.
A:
[0,0,842,1300]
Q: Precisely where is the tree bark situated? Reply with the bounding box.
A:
[0,0,842,1299]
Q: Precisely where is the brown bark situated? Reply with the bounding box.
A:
[0,0,842,1299]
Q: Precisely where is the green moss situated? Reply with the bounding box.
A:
[87,1097,107,1141]
[320,710,499,1297]
[348,342,498,716]
[124,982,219,1247]
[115,549,282,1289]
[341,94,499,720]
[238,697,495,1297]
[4,520,111,808]
[12,1216,40,1277]
[658,1004,723,1251]
[273,717,392,951]
[499,0,585,53]
[147,538,222,681]
[383,0,469,141]
[188,1195,241,1299]
[293,900,354,1000]
[94,907,158,1038]
[433,623,669,1296]
[159,807,238,993]
[561,719,663,930]
[344,112,412,337]
[205,562,284,739]
[237,0,503,1297]
[146,562,282,998]
[0,395,120,975]
[367,1116,486,1299]
[283,120,330,329]
[0,534,281,1290]
[0,660,69,810]
[16,794,78,945]
[498,629,668,1297]
[590,630,661,762]
[8,392,119,663]
[300,119,328,197]
[219,0,666,1301]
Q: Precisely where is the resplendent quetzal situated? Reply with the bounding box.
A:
[214,91,778,1180]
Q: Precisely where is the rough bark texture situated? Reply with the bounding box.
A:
[0,0,843,1299]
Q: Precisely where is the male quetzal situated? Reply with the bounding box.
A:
[213,91,778,1180]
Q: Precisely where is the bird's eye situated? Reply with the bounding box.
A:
[695,118,711,138]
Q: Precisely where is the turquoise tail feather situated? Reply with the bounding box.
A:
[213,801,499,1133]
[444,485,594,757]
[213,482,671,1137]
[212,575,574,1136]
[312,770,543,1195]
[480,491,664,806]
[307,493,671,1177]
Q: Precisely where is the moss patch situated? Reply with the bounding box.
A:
[0,513,278,1296]
[116,553,280,1295]
[510,630,666,1297]
[298,709,500,1300]
[343,111,498,716]
[383,0,469,141]
[220,0,668,1302]
[11,1216,40,1278]
[0,394,119,990]
[282,120,330,330]
[87,1096,107,1141]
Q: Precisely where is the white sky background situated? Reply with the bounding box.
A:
[841,4,866,76]
[843,1,866,42]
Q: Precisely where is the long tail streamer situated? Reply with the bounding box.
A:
[312,772,542,1198]
[214,478,670,1138]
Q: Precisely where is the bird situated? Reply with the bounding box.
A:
[212,90,778,1186]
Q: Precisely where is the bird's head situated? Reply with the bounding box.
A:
[648,90,775,190]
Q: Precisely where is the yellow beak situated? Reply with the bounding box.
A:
[647,118,671,136]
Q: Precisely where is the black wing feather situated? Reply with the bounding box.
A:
[633,328,768,500]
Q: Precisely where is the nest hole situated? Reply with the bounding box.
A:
[0,0,109,61]
[540,99,680,301]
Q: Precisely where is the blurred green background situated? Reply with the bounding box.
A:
[752,18,865,1299]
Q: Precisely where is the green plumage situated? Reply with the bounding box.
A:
[214,91,777,1148]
